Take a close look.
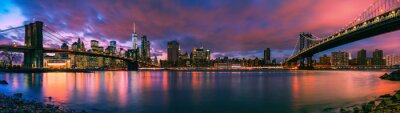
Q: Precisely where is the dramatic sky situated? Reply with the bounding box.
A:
[1,0,400,61]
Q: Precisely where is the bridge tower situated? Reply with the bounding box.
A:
[127,61,139,71]
[298,33,306,69]
[23,21,44,69]
[298,33,314,70]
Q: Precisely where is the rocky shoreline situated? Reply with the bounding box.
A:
[0,93,85,113]
[339,90,400,113]
[339,70,400,113]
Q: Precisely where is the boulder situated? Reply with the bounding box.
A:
[0,80,8,85]
[380,70,400,81]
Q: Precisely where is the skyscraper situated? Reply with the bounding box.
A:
[71,38,87,69]
[91,40,99,48]
[264,48,271,64]
[110,41,117,48]
[192,47,211,66]
[167,41,179,64]
[153,55,158,65]
[108,41,117,55]
[357,49,367,65]
[372,49,384,65]
[132,23,138,49]
[141,35,151,62]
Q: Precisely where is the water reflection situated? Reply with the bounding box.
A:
[0,70,399,112]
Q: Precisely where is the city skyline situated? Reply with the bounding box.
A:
[2,0,400,61]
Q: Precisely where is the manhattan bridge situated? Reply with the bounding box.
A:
[285,0,400,69]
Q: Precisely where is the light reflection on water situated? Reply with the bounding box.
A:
[0,70,399,113]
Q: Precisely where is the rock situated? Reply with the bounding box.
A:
[353,107,361,113]
[339,108,350,113]
[362,101,376,112]
[0,80,8,85]
[13,93,22,98]
[380,70,400,81]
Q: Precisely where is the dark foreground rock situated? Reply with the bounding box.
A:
[380,70,400,81]
[340,90,400,113]
[0,80,8,85]
[0,93,86,113]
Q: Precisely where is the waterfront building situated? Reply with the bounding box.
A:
[119,48,124,57]
[0,60,6,68]
[367,58,373,66]
[179,52,191,67]
[105,46,117,67]
[97,47,105,67]
[159,60,168,67]
[153,55,158,65]
[191,47,211,66]
[319,54,330,65]
[331,51,349,66]
[254,57,261,66]
[141,35,151,62]
[372,49,385,65]
[44,56,71,69]
[87,41,104,68]
[357,49,367,65]
[167,41,180,66]
[272,59,277,65]
[264,48,271,65]
[349,58,358,66]
[386,54,400,66]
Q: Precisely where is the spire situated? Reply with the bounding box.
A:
[134,23,136,33]
[132,22,138,49]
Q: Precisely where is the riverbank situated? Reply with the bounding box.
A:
[339,90,400,113]
[338,70,400,113]
[0,69,93,73]
[0,68,134,73]
[0,93,85,113]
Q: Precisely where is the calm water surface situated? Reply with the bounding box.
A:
[1,70,400,113]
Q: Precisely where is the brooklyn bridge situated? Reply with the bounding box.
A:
[0,21,158,71]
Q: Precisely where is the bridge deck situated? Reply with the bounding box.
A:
[286,8,400,62]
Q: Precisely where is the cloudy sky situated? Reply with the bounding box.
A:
[1,0,400,61]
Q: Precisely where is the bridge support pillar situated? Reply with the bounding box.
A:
[298,56,314,70]
[306,56,314,69]
[23,21,44,69]
[127,61,139,71]
[299,57,305,69]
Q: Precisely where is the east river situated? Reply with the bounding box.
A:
[1,70,400,113]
